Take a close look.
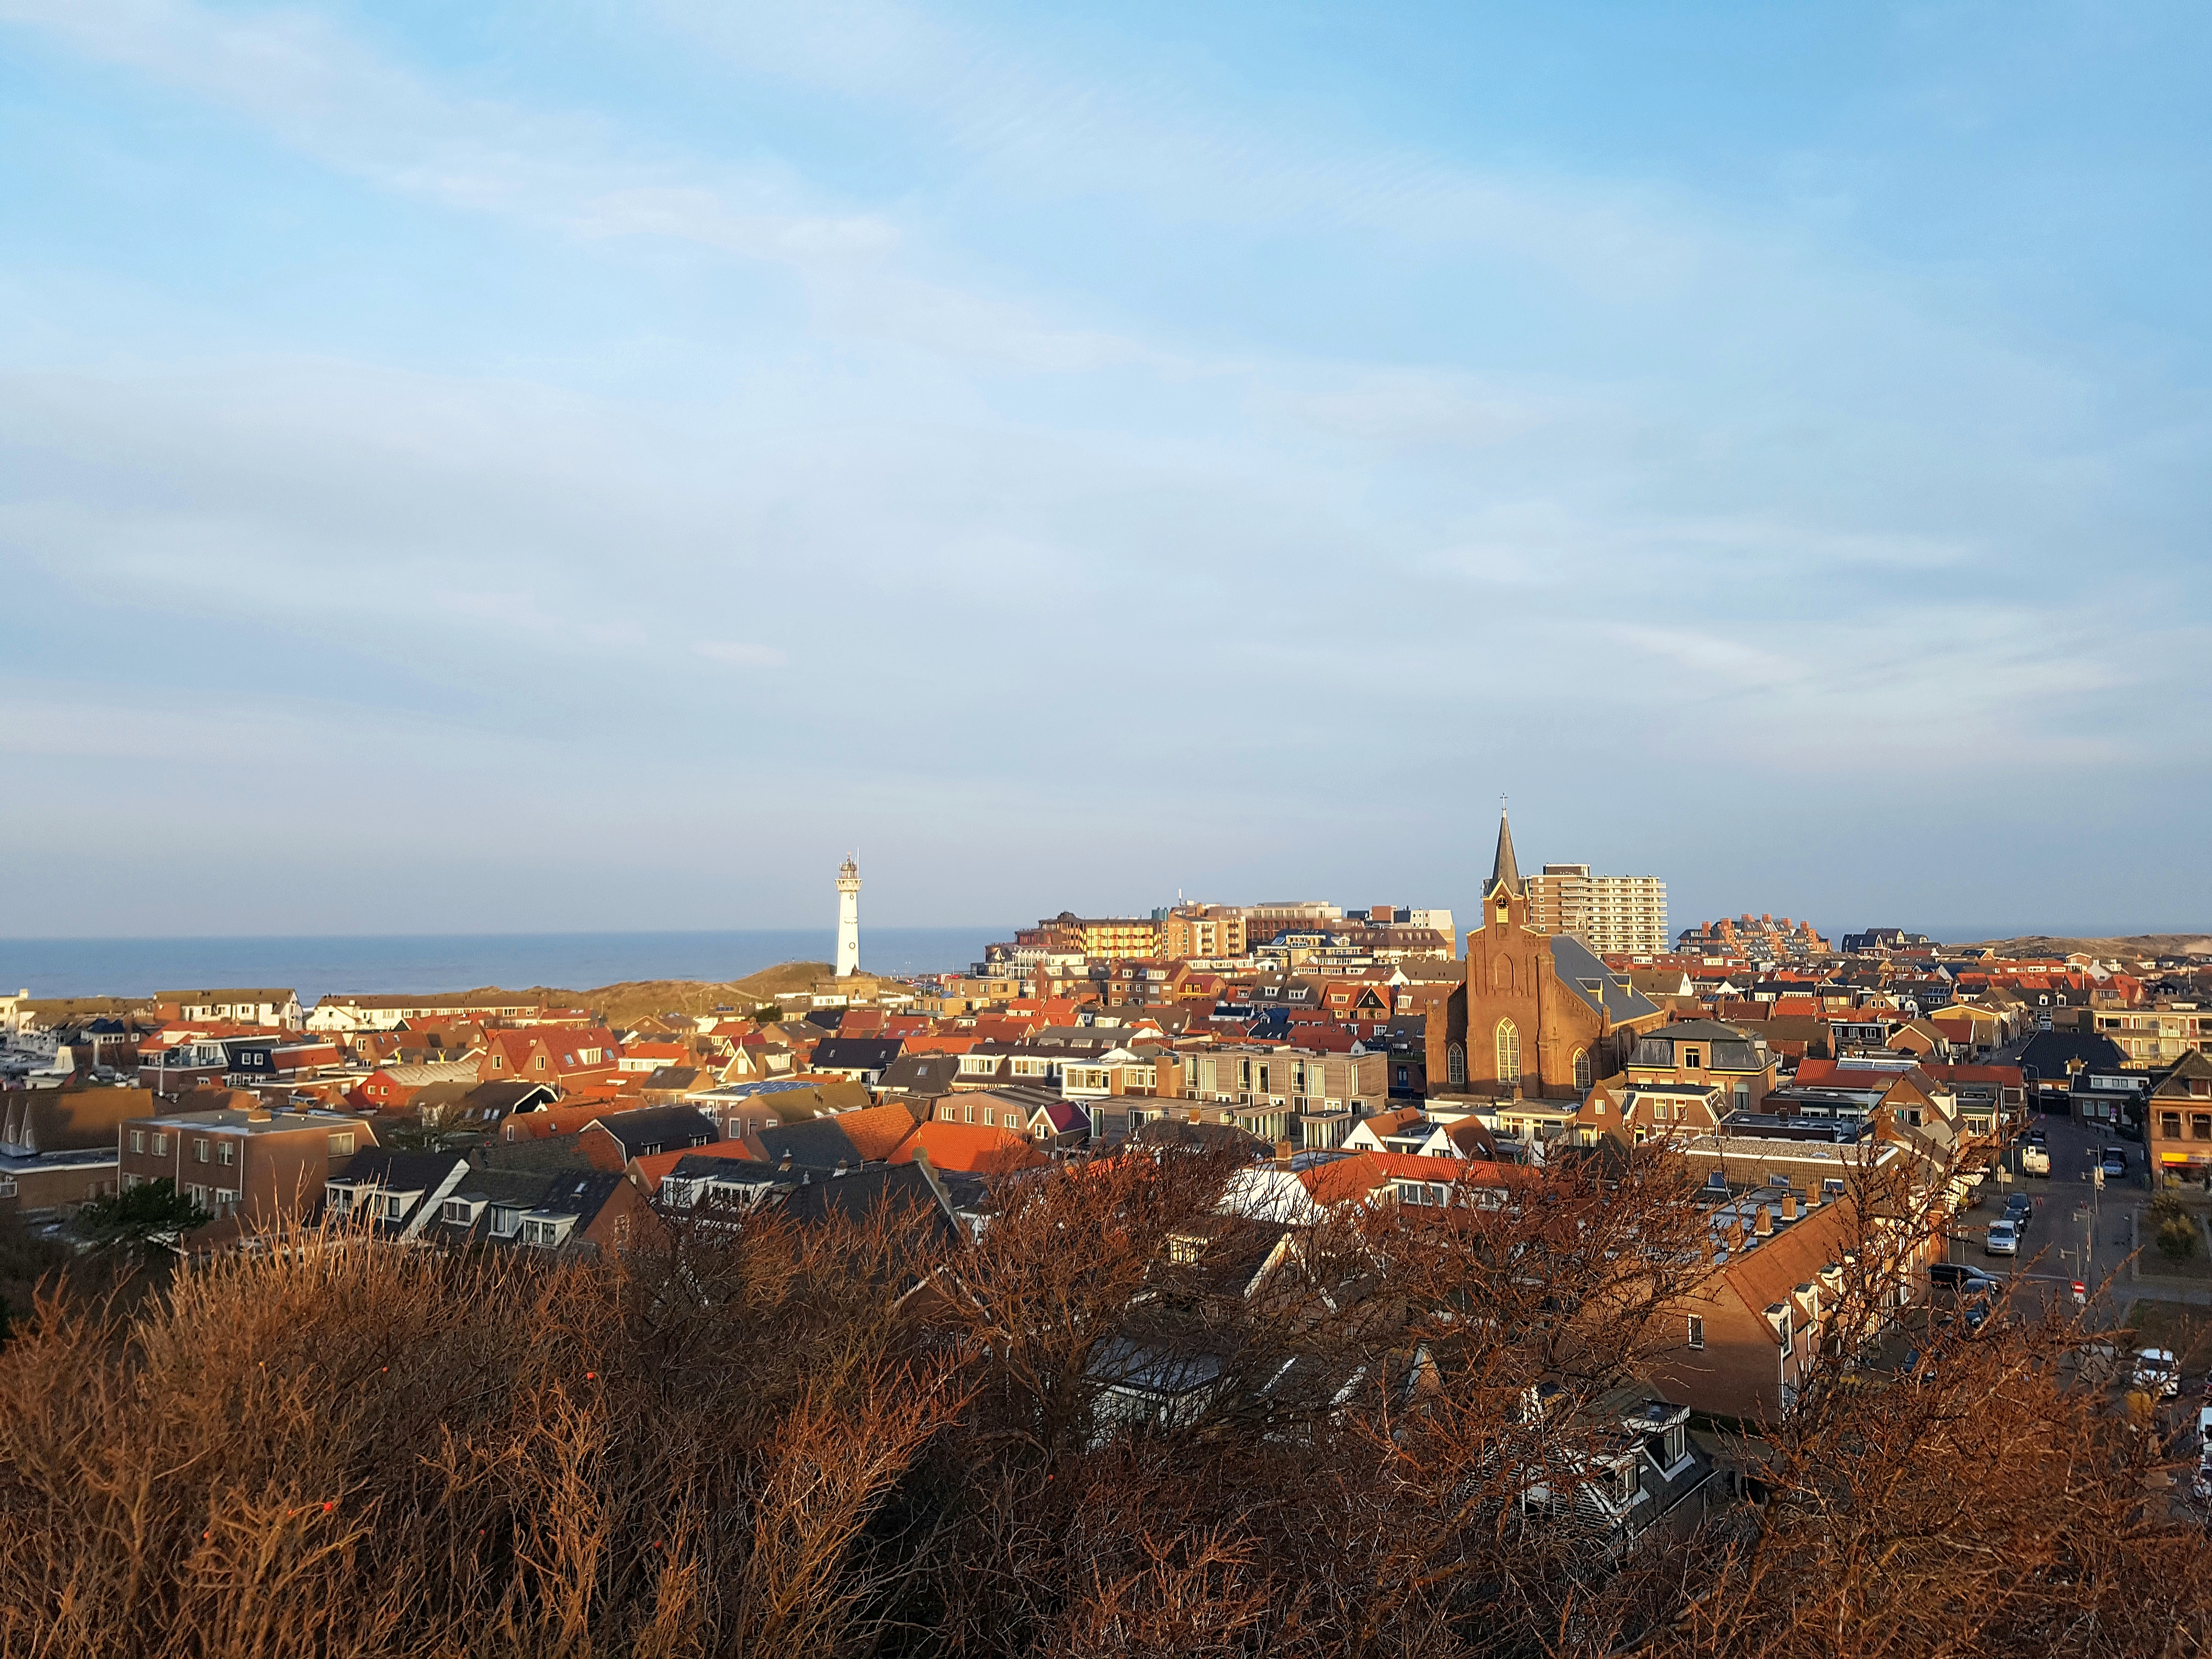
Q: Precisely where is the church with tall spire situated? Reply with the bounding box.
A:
[1425,806,1667,1107]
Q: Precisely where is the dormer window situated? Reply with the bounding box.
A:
[520,1215,575,1249]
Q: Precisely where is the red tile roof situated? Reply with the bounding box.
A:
[906,1120,1046,1173]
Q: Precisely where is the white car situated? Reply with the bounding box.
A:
[2135,1347,2181,1398]
[1984,1220,2018,1256]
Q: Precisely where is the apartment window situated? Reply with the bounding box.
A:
[216,1141,234,1166]
[442,1198,477,1224]
[1683,1048,1702,1070]
[2195,1115,2212,1142]
[151,1133,169,1156]
[195,1139,210,1163]
[1687,1316,1705,1350]
[129,1130,145,1153]
[2164,1113,2183,1140]
[535,1056,547,1071]
[328,1132,355,1156]
[385,1195,407,1219]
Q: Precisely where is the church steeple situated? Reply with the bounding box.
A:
[1485,805,1522,900]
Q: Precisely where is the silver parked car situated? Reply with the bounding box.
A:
[2134,1347,2181,1398]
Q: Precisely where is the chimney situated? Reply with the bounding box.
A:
[1781,1191,1798,1222]
[1753,1204,1774,1238]
[1726,1217,1746,1251]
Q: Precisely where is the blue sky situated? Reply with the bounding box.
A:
[2,0,2208,943]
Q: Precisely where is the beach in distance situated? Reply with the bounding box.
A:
[0,928,1009,1006]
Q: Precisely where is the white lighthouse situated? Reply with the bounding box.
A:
[834,856,861,977]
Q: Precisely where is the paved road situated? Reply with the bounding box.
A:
[1946,1105,2147,1317]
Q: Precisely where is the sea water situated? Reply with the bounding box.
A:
[0,928,1009,1008]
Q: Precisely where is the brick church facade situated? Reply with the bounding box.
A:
[1425,811,1669,1102]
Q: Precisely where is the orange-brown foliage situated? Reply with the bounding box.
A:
[0,1148,2207,1658]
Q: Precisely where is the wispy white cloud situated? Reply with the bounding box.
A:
[2,0,2206,934]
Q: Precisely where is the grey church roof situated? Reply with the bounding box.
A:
[1549,934,1661,1023]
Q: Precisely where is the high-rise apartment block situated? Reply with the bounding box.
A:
[1161,906,1248,960]
[1015,912,1164,958]
[1525,864,1669,956]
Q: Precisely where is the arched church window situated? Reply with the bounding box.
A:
[1496,1021,1521,1088]
[1447,1045,1466,1086]
[1573,1049,1592,1091]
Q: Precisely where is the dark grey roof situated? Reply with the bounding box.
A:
[333,1148,465,1189]
[755,1115,866,1171]
[783,1163,972,1231]
[2018,1031,2130,1080]
[450,1166,562,1206]
[474,1132,595,1172]
[1087,1335,1225,1398]
[811,1037,905,1072]
[1630,1025,1766,1073]
[532,1169,625,1223]
[1646,1019,1753,1043]
[876,1052,964,1096]
[1550,935,1661,1023]
[586,1105,718,1157]
[455,1080,559,1118]
[640,1065,702,1091]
